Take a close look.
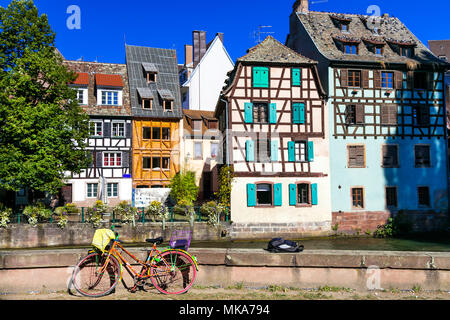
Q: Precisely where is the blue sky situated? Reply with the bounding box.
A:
[6,0,449,64]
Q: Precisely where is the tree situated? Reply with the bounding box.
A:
[0,0,90,195]
[215,165,234,208]
[168,171,199,206]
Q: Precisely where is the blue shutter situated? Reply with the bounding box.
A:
[245,103,253,123]
[293,103,305,124]
[269,103,277,124]
[253,67,269,88]
[271,140,279,162]
[246,140,255,162]
[274,184,282,207]
[308,141,315,162]
[247,184,256,207]
[311,183,318,205]
[289,184,297,206]
[299,103,306,124]
[292,68,301,86]
[288,141,296,162]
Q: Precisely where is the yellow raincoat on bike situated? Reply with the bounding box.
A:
[91,229,116,252]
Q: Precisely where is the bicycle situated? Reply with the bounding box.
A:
[70,230,198,298]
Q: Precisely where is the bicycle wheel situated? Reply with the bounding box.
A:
[71,252,121,298]
[150,250,197,295]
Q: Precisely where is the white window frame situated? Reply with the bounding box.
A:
[107,183,119,198]
[103,152,122,168]
[111,121,126,138]
[77,88,88,105]
[97,89,123,106]
[87,183,98,198]
[89,121,103,137]
[194,142,203,160]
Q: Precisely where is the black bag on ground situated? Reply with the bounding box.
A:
[266,238,304,253]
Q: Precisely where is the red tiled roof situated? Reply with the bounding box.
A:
[95,74,123,87]
[72,72,89,85]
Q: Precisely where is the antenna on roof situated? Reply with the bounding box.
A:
[76,56,84,61]
[252,25,275,44]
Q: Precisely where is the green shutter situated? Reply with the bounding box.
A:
[253,67,269,88]
[292,68,302,86]
[311,183,318,205]
[274,184,282,207]
[289,184,297,206]
[308,141,314,162]
[247,184,256,207]
[288,141,296,162]
[246,140,255,162]
[269,103,277,124]
[293,103,305,124]
[245,103,253,123]
[271,140,279,162]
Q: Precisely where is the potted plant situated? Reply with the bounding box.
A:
[113,201,138,225]
[23,203,53,227]
[200,201,225,228]
[86,200,108,228]
[0,204,12,229]
[146,201,170,230]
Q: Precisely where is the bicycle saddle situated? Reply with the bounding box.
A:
[146,237,164,245]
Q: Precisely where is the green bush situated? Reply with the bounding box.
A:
[373,212,412,238]
[23,203,53,226]
[0,204,12,228]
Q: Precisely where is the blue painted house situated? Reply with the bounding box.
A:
[287,1,450,232]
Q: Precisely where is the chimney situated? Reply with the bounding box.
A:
[193,30,207,68]
[293,0,309,14]
[184,44,193,67]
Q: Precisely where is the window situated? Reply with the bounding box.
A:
[163,100,173,112]
[414,72,427,89]
[162,128,170,140]
[295,141,308,162]
[87,183,98,198]
[193,120,202,132]
[142,98,152,110]
[415,145,431,167]
[413,106,430,126]
[348,70,361,87]
[400,46,413,58]
[211,142,219,158]
[89,121,102,137]
[194,142,203,159]
[386,187,398,208]
[375,46,383,56]
[345,105,364,125]
[77,89,87,105]
[382,145,399,167]
[256,183,273,206]
[103,152,122,167]
[418,187,430,207]
[380,105,398,126]
[112,122,125,138]
[107,183,118,198]
[162,157,170,170]
[152,127,161,140]
[147,72,157,83]
[253,67,269,88]
[297,183,310,205]
[152,157,161,170]
[256,139,271,163]
[348,145,365,168]
[143,157,152,170]
[253,102,269,124]
[208,120,218,130]
[344,44,358,55]
[351,188,364,209]
[340,23,349,32]
[381,72,394,89]
[101,91,119,106]
[143,127,152,140]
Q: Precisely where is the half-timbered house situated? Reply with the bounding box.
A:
[125,45,183,190]
[286,1,450,232]
[215,36,331,238]
[63,60,133,207]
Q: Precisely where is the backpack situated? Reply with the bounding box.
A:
[266,238,304,253]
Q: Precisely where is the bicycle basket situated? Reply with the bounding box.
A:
[170,230,192,251]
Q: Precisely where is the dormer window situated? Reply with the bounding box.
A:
[158,89,175,113]
[340,23,350,32]
[142,63,158,83]
[193,120,202,132]
[142,98,153,110]
[95,74,123,106]
[137,88,154,110]
[344,44,358,55]
[400,46,413,58]
[163,100,173,112]
[208,120,218,130]
[333,35,360,55]
[375,46,384,56]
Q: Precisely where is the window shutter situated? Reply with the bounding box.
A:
[355,105,365,124]
[308,141,315,162]
[374,70,381,89]
[247,184,256,207]
[293,103,305,124]
[288,141,296,162]
[95,152,103,168]
[253,67,269,88]
[126,123,132,138]
[87,151,94,168]
[246,140,255,162]
[274,184,282,207]
[244,103,254,123]
[340,69,348,87]
[311,183,318,205]
[269,103,277,124]
[271,140,279,162]
[289,184,297,206]
[348,146,365,168]
[362,70,369,88]
[395,71,403,89]
[406,71,414,89]
[292,68,301,86]
[122,151,130,168]
[103,122,111,138]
